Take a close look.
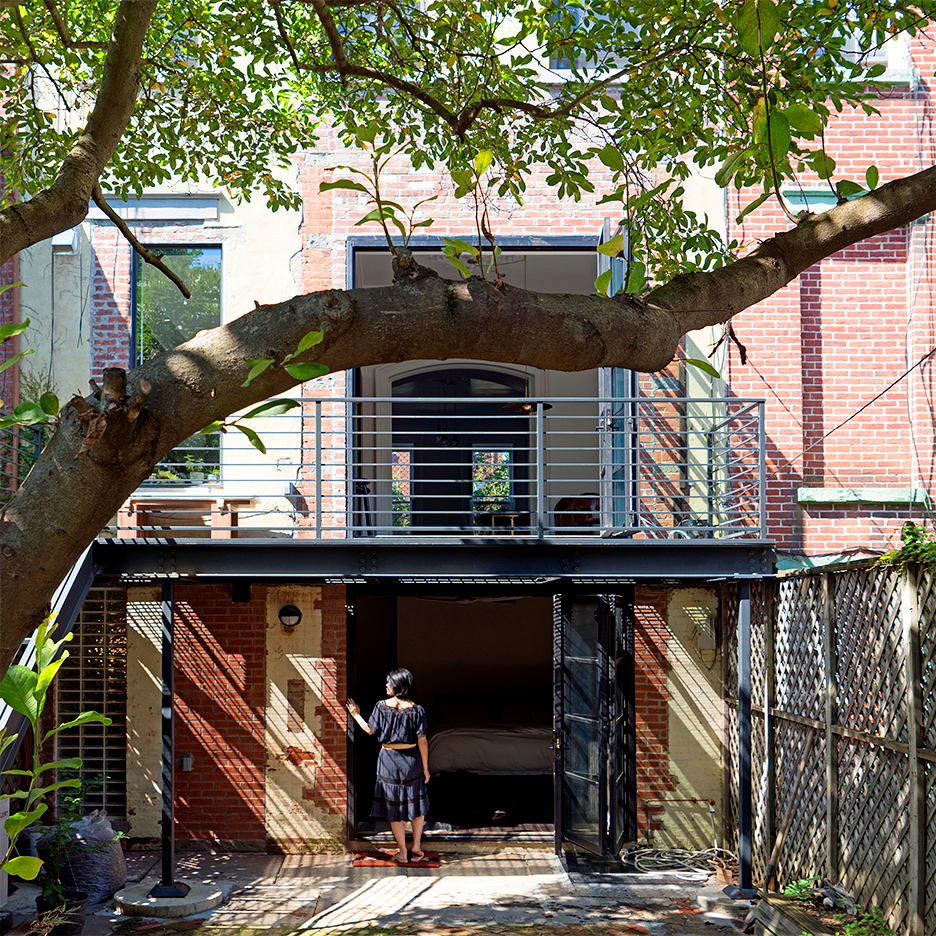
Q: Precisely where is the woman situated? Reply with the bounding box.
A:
[346,667,431,864]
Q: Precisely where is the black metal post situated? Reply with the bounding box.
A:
[737,579,753,893]
[149,580,190,898]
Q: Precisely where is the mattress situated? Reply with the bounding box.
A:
[428,724,553,775]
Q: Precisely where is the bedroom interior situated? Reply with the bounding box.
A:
[351,592,555,838]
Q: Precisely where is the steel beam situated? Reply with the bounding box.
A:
[94,538,773,581]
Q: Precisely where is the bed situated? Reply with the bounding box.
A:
[427,695,553,776]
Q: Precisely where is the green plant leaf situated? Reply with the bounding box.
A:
[767,111,790,159]
[736,190,771,223]
[445,255,472,278]
[836,180,865,198]
[474,149,493,175]
[0,665,39,720]
[284,362,329,382]
[235,424,267,454]
[866,165,879,189]
[38,392,59,416]
[42,710,111,741]
[241,359,274,387]
[0,350,35,377]
[594,269,614,296]
[34,758,82,774]
[738,0,779,57]
[200,421,225,434]
[35,654,66,699]
[684,358,722,379]
[597,233,627,258]
[715,148,753,188]
[294,329,325,356]
[625,261,646,293]
[0,316,29,343]
[784,104,822,135]
[443,238,480,258]
[811,151,836,180]
[4,805,47,841]
[241,399,301,419]
[318,178,370,194]
[3,856,43,881]
[595,144,626,173]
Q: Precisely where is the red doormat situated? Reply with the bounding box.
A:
[353,851,440,868]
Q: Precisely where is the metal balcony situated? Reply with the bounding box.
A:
[112,396,766,542]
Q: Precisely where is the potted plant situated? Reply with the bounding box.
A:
[0,616,111,936]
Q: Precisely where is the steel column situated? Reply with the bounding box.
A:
[149,580,190,898]
[737,579,753,892]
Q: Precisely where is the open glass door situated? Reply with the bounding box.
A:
[554,592,636,856]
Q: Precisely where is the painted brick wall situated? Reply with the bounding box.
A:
[727,39,936,558]
[634,587,672,838]
[302,585,349,818]
[172,584,267,846]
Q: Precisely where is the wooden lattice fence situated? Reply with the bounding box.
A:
[724,563,935,936]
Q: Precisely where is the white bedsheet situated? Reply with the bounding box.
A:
[428,724,553,775]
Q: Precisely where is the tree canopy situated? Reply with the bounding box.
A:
[3,0,936,668]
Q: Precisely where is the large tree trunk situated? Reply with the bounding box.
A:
[3,163,936,670]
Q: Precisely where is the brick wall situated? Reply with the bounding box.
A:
[727,38,936,558]
[634,587,672,837]
[172,584,267,847]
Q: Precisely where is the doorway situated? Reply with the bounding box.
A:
[348,588,637,854]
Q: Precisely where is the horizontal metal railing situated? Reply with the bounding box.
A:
[111,395,766,541]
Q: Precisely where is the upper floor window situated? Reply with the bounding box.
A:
[134,246,222,484]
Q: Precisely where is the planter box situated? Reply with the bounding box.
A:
[755,892,837,936]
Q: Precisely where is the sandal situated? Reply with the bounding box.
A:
[410,851,429,862]
[392,851,408,864]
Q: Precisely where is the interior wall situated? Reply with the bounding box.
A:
[396,595,552,722]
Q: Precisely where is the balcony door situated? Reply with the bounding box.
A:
[390,368,530,532]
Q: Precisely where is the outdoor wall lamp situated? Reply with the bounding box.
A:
[278,605,302,628]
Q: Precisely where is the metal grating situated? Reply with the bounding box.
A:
[54,587,129,818]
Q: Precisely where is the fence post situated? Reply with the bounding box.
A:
[903,564,924,936]
[822,571,838,880]
[764,580,776,883]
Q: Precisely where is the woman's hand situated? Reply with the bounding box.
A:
[346,698,360,717]
[424,769,431,783]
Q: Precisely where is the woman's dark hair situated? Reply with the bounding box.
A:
[386,668,414,699]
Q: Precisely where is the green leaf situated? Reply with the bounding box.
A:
[597,233,627,258]
[445,256,472,278]
[241,399,301,419]
[443,238,480,259]
[0,316,29,343]
[767,111,790,159]
[4,805,47,841]
[235,424,267,454]
[0,350,35,377]
[625,261,646,294]
[0,665,39,720]
[284,362,329,382]
[836,180,865,198]
[38,392,59,416]
[42,711,110,741]
[784,104,823,136]
[866,165,879,189]
[241,358,274,387]
[200,421,225,434]
[294,329,325,356]
[594,269,614,296]
[738,0,779,57]
[474,150,493,175]
[595,144,626,173]
[715,148,753,188]
[811,151,836,180]
[3,856,43,881]
[355,121,380,144]
[35,654,66,699]
[34,757,82,774]
[736,190,771,223]
[685,358,722,379]
[318,179,371,194]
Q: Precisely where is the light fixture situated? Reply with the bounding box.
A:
[278,605,302,628]
[500,401,553,414]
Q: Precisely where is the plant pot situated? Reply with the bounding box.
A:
[35,891,88,936]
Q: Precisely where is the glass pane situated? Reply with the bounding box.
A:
[392,449,412,530]
[472,450,512,523]
[136,247,222,484]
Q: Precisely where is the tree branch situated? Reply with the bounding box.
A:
[0,0,158,264]
[90,184,192,299]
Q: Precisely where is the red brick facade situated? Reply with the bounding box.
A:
[727,38,936,559]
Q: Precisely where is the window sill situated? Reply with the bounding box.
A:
[797,486,930,506]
